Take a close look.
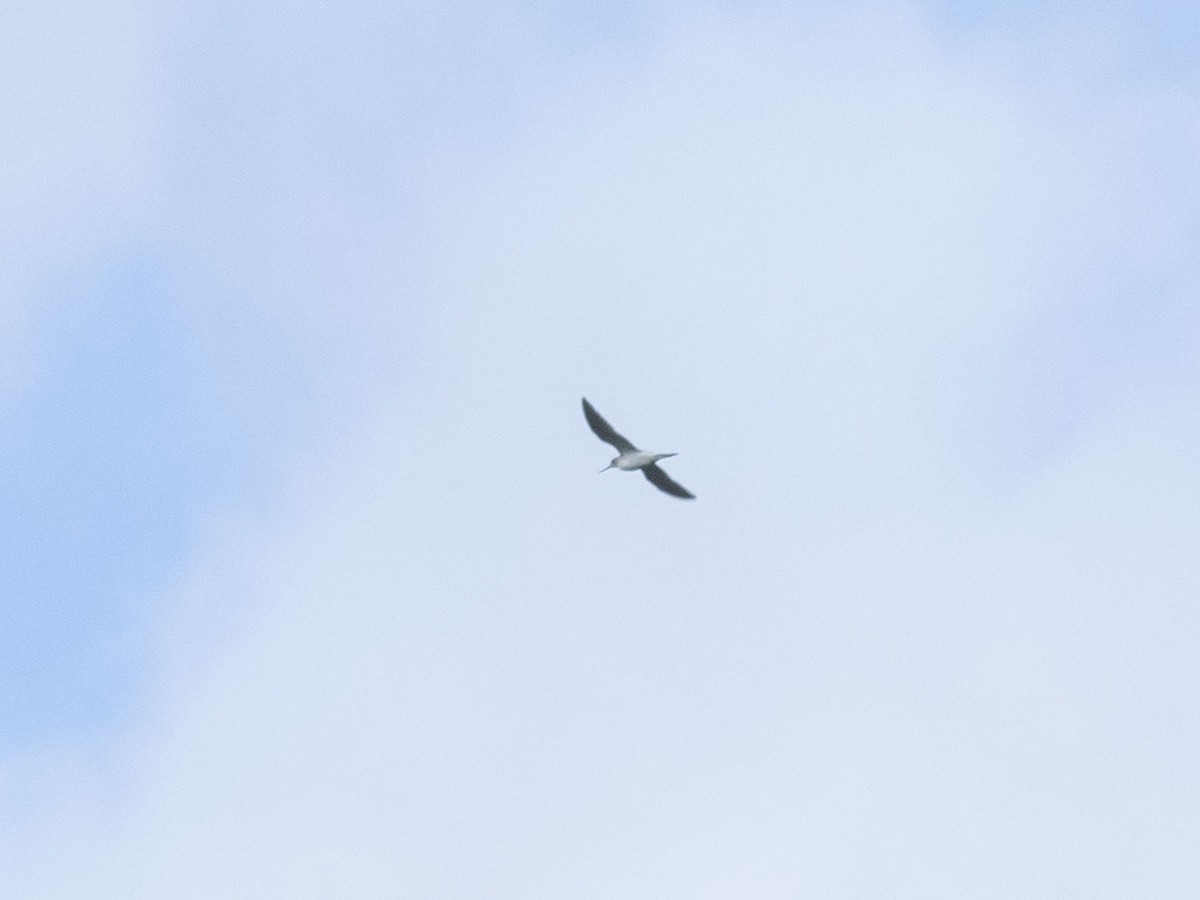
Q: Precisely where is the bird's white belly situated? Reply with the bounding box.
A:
[615,452,655,470]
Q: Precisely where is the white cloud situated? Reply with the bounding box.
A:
[5,2,1199,896]
[0,0,163,400]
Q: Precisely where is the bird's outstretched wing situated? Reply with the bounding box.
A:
[582,398,636,453]
[643,463,695,499]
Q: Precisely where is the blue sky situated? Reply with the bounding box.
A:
[3,1,1200,895]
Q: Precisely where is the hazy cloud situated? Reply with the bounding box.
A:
[3,1,1198,896]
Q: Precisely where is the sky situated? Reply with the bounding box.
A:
[2,0,1199,895]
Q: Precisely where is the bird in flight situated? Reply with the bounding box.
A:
[582,397,695,499]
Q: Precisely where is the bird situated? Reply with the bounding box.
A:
[581,397,695,499]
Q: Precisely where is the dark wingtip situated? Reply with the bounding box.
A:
[642,463,695,500]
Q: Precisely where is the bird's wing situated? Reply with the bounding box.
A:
[582,398,636,453]
[642,463,695,499]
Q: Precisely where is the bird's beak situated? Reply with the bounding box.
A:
[600,463,614,473]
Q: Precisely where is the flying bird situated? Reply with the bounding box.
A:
[582,397,695,499]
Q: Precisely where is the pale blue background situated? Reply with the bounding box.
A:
[2,1,1199,895]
